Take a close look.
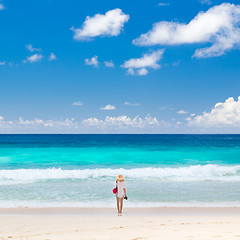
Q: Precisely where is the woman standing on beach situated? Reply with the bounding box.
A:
[115,174,127,216]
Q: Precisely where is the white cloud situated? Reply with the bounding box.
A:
[17,117,75,128]
[72,101,84,106]
[82,115,160,128]
[124,102,140,106]
[85,55,99,67]
[49,53,57,61]
[188,96,240,126]
[121,49,164,75]
[177,110,188,114]
[133,3,240,58]
[127,68,135,75]
[158,3,170,6]
[0,3,5,10]
[0,117,77,133]
[71,8,129,41]
[0,116,172,133]
[25,44,41,52]
[104,60,114,67]
[137,68,148,75]
[0,61,6,65]
[128,67,149,76]
[26,54,43,63]
[100,105,116,110]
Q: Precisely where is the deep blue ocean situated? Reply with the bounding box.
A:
[0,134,240,207]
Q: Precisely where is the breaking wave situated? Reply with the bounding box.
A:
[0,164,240,183]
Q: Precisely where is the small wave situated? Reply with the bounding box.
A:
[0,164,240,183]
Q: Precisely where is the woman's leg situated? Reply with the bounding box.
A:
[120,197,124,213]
[116,197,120,213]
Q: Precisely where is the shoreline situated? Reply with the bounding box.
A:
[1,207,240,216]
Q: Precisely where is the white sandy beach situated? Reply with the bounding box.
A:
[0,208,240,240]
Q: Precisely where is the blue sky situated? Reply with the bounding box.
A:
[0,0,240,133]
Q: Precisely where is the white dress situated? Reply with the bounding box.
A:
[115,180,126,198]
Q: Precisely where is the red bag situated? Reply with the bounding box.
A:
[113,181,117,194]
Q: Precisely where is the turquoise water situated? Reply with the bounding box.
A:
[0,134,240,207]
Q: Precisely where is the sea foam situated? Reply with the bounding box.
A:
[0,164,240,183]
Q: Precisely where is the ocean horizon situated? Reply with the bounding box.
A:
[0,134,240,208]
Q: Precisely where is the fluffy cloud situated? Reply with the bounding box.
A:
[0,61,5,65]
[177,110,188,114]
[25,44,41,52]
[137,68,148,75]
[121,49,164,75]
[26,54,43,63]
[85,55,99,67]
[72,101,84,106]
[49,53,57,61]
[104,60,114,67]
[0,116,174,133]
[18,117,75,128]
[0,117,77,133]
[100,105,116,110]
[188,96,240,126]
[133,3,240,58]
[124,102,140,106]
[71,8,129,41]
[82,115,160,128]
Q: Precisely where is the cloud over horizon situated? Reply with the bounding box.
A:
[0,115,163,133]
[188,96,240,126]
[82,115,160,128]
[0,117,77,133]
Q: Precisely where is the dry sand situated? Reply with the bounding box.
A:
[0,208,240,240]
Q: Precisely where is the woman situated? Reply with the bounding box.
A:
[115,174,127,216]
